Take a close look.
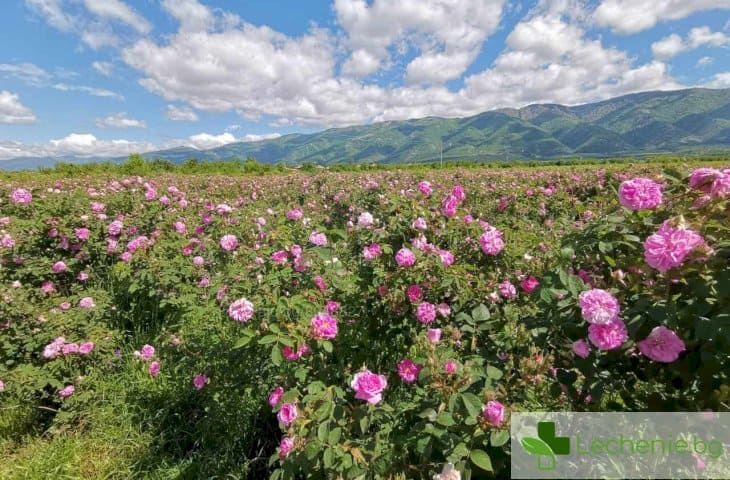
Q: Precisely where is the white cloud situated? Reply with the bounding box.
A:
[80,0,152,34]
[24,0,149,50]
[242,133,281,142]
[187,132,237,149]
[334,0,507,84]
[651,34,686,60]
[165,104,199,121]
[119,0,680,127]
[0,91,37,124]
[0,63,51,85]
[697,56,714,66]
[594,0,730,34]
[706,71,730,88]
[652,26,730,59]
[161,0,215,32]
[92,61,114,76]
[96,112,146,128]
[25,0,74,31]
[81,30,121,49]
[52,83,124,99]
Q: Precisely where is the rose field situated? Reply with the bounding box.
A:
[0,161,728,479]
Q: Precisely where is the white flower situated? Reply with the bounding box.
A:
[433,463,461,480]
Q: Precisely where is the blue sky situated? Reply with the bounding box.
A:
[0,0,728,159]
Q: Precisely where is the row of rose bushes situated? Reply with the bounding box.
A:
[0,163,727,478]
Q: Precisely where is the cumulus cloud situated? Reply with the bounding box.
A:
[0,133,157,159]
[119,0,677,127]
[0,91,37,124]
[706,71,730,88]
[96,112,146,128]
[187,132,237,149]
[334,0,507,83]
[652,26,730,59]
[594,0,730,34]
[165,104,199,121]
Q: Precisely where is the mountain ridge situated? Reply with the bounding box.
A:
[2,87,729,170]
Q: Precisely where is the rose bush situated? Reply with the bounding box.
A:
[0,162,727,478]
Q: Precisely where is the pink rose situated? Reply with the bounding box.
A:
[351,370,387,405]
[277,402,298,425]
[482,400,505,427]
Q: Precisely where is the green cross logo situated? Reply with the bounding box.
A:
[520,421,571,470]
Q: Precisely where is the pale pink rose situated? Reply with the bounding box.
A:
[351,370,387,405]
[638,326,686,363]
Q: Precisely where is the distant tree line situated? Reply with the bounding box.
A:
[2,152,727,179]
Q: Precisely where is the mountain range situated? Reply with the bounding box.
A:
[2,87,729,170]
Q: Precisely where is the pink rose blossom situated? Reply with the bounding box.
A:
[395,247,416,267]
[397,359,423,384]
[58,385,75,398]
[618,177,663,210]
[638,326,686,363]
[279,437,294,459]
[269,386,284,407]
[52,261,67,273]
[220,234,238,251]
[579,289,620,325]
[351,370,387,405]
[363,243,382,261]
[10,188,32,204]
[572,339,591,358]
[407,284,423,303]
[79,342,94,355]
[588,320,628,350]
[444,359,457,374]
[148,360,161,377]
[479,227,505,255]
[416,302,437,324]
[309,312,338,340]
[277,403,298,425]
[427,328,442,343]
[309,231,328,246]
[193,374,208,390]
[79,297,95,308]
[228,298,254,322]
[644,221,706,272]
[483,400,505,427]
[521,276,540,294]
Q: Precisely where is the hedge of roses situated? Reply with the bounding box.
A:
[0,163,728,478]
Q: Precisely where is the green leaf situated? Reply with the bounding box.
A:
[490,430,510,447]
[436,412,455,426]
[270,345,282,366]
[520,437,554,456]
[486,365,503,379]
[328,427,342,444]
[321,340,333,353]
[470,449,493,472]
[233,336,252,349]
[471,304,490,322]
[318,422,329,443]
[259,335,278,345]
[461,393,482,418]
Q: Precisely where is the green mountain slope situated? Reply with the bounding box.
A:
[2,88,728,170]
[157,87,726,165]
